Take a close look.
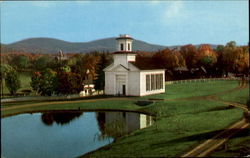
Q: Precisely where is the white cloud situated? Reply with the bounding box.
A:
[164,1,184,18]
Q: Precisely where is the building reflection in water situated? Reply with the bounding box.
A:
[96,112,154,140]
[41,111,83,126]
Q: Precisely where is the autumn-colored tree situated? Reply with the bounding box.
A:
[222,41,249,74]
[73,53,100,83]
[180,44,199,69]
[197,44,217,67]
[152,48,185,70]
[57,72,82,95]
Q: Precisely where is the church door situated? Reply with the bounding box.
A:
[116,75,126,96]
[122,85,126,95]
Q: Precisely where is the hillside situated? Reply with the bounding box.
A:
[1,37,219,54]
[2,37,167,54]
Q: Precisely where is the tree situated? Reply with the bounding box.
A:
[57,72,82,95]
[5,69,21,95]
[197,44,217,67]
[180,44,199,69]
[73,53,100,82]
[11,55,30,70]
[94,52,112,90]
[30,68,58,96]
[33,55,52,71]
[0,64,14,95]
[152,48,185,70]
[221,41,249,75]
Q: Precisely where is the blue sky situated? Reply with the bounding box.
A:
[1,1,249,46]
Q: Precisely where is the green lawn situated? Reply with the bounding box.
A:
[1,80,248,157]
[142,80,239,100]
[80,100,243,157]
[219,86,249,104]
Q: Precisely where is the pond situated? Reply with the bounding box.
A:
[1,111,154,158]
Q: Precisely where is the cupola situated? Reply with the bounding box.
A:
[116,34,133,52]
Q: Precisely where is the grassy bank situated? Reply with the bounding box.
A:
[80,100,243,157]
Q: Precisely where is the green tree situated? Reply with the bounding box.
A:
[33,55,53,71]
[0,64,14,95]
[11,55,30,70]
[94,52,112,90]
[5,70,21,95]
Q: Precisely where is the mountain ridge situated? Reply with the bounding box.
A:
[1,37,218,54]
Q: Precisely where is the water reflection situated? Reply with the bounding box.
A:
[41,111,83,126]
[1,111,154,158]
[96,112,154,140]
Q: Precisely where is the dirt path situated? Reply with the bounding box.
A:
[181,118,249,157]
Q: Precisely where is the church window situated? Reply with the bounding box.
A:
[120,43,124,51]
[128,43,130,51]
[151,74,156,90]
[146,75,150,91]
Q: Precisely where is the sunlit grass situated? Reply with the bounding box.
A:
[141,80,238,100]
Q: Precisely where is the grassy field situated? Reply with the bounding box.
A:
[1,80,248,157]
[219,86,249,104]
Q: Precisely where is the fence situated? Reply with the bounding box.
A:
[165,77,247,85]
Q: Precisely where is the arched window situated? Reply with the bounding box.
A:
[120,43,124,51]
[128,43,130,51]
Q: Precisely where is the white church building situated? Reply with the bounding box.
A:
[104,34,165,96]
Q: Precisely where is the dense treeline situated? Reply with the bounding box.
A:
[0,41,248,96]
[138,41,249,80]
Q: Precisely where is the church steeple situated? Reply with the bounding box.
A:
[112,34,136,67]
[116,34,133,52]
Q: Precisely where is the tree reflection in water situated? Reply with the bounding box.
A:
[96,112,154,141]
[41,111,83,126]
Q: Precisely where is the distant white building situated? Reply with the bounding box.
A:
[104,34,165,96]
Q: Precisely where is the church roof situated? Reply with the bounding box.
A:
[112,51,137,54]
[116,36,134,40]
[129,61,164,70]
